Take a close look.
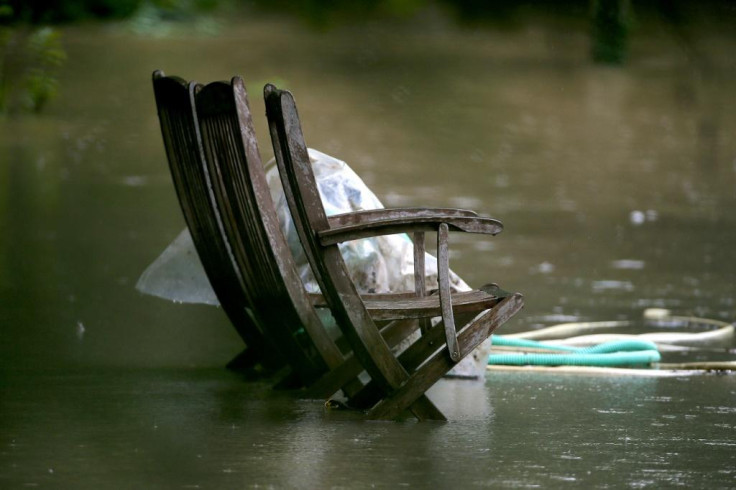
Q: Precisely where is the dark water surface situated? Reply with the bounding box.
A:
[3,369,735,488]
[1,6,735,487]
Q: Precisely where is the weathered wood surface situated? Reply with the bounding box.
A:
[154,72,375,400]
[311,290,501,319]
[192,77,357,391]
[304,318,418,400]
[367,293,524,420]
[151,71,281,372]
[348,312,476,409]
[266,84,447,420]
[413,231,430,335]
[437,223,460,361]
[327,207,480,226]
[264,83,524,420]
[155,71,525,420]
[319,214,503,246]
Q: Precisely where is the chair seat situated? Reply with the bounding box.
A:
[311,289,503,320]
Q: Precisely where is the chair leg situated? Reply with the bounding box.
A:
[273,369,304,390]
[367,294,524,420]
[346,313,477,409]
[303,354,364,400]
[226,347,260,371]
[320,319,420,409]
[303,319,422,402]
[408,394,447,421]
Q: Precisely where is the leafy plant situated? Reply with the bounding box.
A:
[0,4,66,114]
[23,27,66,112]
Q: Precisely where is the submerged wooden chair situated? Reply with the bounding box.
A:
[190,76,360,392]
[152,71,282,374]
[154,71,524,420]
[265,84,525,420]
[153,72,433,401]
[153,71,354,393]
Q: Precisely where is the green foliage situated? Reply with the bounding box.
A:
[126,0,228,37]
[0,23,67,114]
[1,0,228,24]
[24,27,66,112]
[250,0,428,29]
[152,0,221,15]
[592,0,632,64]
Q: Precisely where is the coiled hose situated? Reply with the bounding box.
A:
[489,337,661,367]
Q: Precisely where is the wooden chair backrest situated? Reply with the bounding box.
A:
[193,78,346,384]
[151,71,277,367]
[263,85,419,394]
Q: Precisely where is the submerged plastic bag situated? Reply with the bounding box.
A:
[136,149,490,377]
[264,149,472,295]
[135,228,218,305]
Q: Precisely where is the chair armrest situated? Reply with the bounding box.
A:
[322,207,504,363]
[328,207,478,227]
[319,208,503,245]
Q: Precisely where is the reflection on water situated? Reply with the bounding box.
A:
[0,5,734,487]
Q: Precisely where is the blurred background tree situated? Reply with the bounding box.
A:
[4,0,142,23]
[1,0,732,114]
[1,3,67,114]
[591,0,631,64]
[0,0,221,114]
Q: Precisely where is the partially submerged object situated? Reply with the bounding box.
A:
[148,71,524,420]
[151,72,284,375]
[488,308,735,375]
[265,84,523,420]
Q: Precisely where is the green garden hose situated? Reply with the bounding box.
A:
[488,336,661,367]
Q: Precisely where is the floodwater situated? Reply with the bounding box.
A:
[2,5,735,488]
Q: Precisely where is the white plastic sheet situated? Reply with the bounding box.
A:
[264,149,472,295]
[135,228,218,305]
